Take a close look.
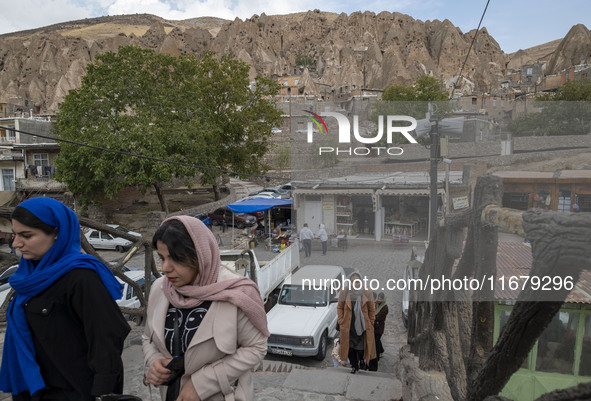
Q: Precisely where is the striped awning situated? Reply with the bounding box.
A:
[376,188,443,196]
[293,188,375,196]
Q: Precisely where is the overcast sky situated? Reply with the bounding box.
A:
[0,0,589,53]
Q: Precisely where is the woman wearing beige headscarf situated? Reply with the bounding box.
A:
[142,216,268,401]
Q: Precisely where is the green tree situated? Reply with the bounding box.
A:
[55,46,281,212]
[371,75,451,144]
[189,52,283,199]
[273,143,291,172]
[508,79,591,136]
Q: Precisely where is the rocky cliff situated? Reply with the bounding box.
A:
[0,11,587,113]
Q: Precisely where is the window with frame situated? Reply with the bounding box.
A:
[580,315,591,376]
[33,153,49,167]
[496,304,591,377]
[536,311,578,374]
[502,193,529,210]
[576,194,591,212]
[557,189,571,212]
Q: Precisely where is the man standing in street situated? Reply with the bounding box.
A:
[316,223,328,255]
[299,223,314,257]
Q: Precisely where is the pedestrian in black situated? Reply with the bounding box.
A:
[8,233,16,254]
[222,213,228,233]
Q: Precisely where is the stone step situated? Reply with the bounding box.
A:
[258,360,310,373]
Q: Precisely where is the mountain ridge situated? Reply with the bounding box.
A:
[0,12,588,113]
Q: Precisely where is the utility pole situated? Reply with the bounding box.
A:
[428,105,440,241]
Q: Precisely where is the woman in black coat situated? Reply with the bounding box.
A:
[0,197,130,401]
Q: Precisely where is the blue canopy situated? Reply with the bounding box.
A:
[226,197,292,213]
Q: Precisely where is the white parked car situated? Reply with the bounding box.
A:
[402,253,423,328]
[0,264,18,306]
[116,269,156,324]
[84,228,134,252]
[0,264,18,292]
[266,265,345,360]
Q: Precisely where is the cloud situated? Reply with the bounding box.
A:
[105,0,341,21]
[0,0,95,34]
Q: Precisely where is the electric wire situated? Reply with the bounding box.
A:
[450,0,492,98]
[0,125,283,181]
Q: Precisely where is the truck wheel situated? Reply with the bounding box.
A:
[315,331,327,361]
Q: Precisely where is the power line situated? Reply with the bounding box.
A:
[0,125,281,181]
[450,0,492,98]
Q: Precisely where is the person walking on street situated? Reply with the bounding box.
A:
[0,197,130,401]
[299,223,314,257]
[143,216,268,401]
[222,213,228,233]
[8,233,16,254]
[315,224,328,255]
[337,272,376,374]
[369,291,388,371]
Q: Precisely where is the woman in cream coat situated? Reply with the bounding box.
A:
[143,216,268,401]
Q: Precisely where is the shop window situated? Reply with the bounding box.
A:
[503,193,529,210]
[533,189,551,210]
[536,311,578,375]
[557,189,571,212]
[580,315,591,376]
[576,194,591,212]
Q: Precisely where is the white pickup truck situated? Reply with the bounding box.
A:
[219,241,300,306]
[266,264,346,360]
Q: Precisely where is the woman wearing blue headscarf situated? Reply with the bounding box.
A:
[0,197,131,401]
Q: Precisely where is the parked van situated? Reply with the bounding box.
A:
[266,264,345,360]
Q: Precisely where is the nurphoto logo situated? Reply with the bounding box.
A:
[303,111,418,156]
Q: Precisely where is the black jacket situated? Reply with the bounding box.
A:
[21,269,130,401]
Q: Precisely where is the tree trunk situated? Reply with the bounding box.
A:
[153,182,169,214]
[466,175,503,383]
[213,182,222,201]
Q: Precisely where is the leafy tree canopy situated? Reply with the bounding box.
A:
[55,46,282,211]
[371,75,452,144]
[508,79,591,136]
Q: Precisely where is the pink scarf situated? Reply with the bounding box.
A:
[160,215,269,337]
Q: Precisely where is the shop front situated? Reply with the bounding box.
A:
[293,189,375,239]
[293,187,446,242]
[375,188,439,240]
